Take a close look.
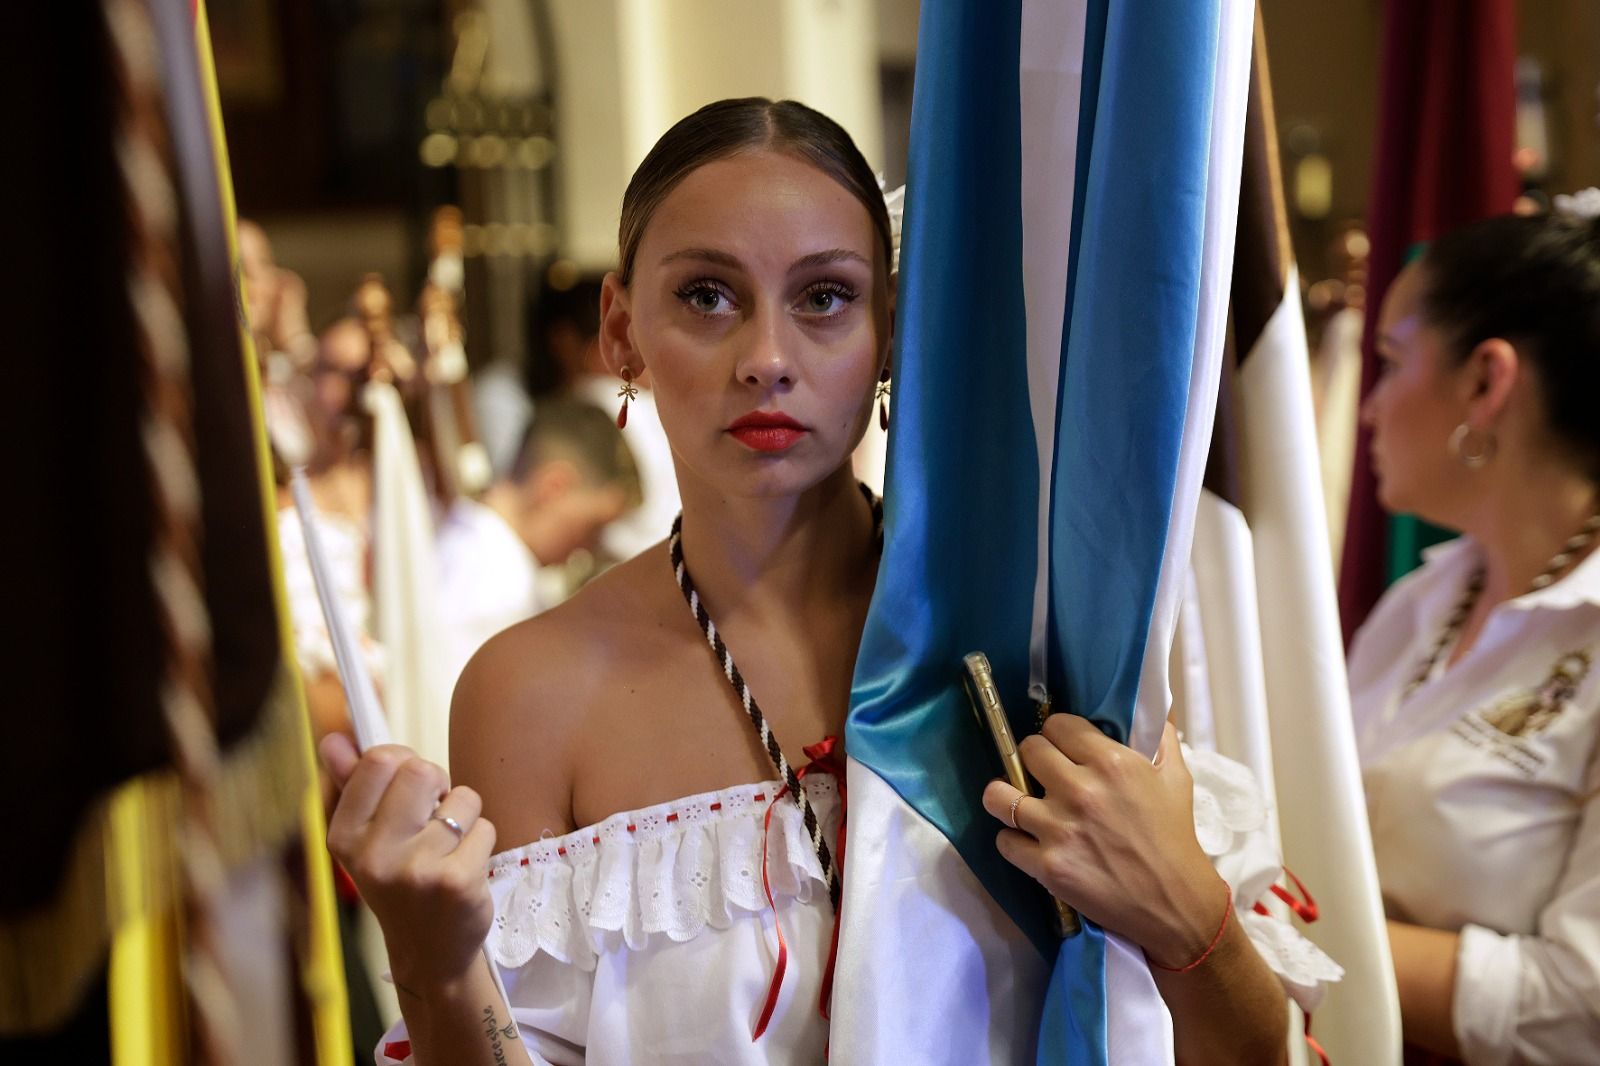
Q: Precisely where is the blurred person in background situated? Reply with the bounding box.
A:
[240,218,319,468]
[1351,199,1600,1063]
[436,397,640,688]
[537,277,683,561]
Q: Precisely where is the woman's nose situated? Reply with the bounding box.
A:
[735,310,795,388]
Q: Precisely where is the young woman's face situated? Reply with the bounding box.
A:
[1363,262,1472,522]
[603,150,891,499]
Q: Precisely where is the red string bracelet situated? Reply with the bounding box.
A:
[1148,891,1234,974]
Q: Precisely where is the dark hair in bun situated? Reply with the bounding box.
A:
[1419,209,1600,480]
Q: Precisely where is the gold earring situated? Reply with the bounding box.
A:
[616,367,639,429]
[1449,422,1495,468]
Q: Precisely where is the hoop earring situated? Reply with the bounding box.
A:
[616,367,639,429]
[1449,422,1496,468]
[875,374,892,430]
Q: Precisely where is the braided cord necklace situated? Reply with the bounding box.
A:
[669,483,883,912]
[1404,512,1600,701]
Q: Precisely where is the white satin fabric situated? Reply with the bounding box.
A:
[829,761,1052,1065]
[367,380,454,768]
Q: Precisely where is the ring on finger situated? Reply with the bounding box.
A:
[430,812,465,840]
[1007,794,1025,831]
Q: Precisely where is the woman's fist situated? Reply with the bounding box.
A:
[321,734,498,988]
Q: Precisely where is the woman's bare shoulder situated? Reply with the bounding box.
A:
[447,549,670,844]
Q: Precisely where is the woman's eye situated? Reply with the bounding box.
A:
[798,282,857,316]
[675,282,732,316]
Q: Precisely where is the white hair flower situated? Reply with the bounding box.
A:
[877,174,906,275]
[1553,187,1600,221]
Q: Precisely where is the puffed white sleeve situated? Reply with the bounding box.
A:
[1451,749,1600,1066]
[373,861,595,1065]
[1185,745,1344,1012]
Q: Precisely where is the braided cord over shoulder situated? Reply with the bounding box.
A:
[668,484,883,912]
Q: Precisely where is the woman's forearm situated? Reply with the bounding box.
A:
[392,956,534,1066]
[1387,919,1462,1058]
[1153,918,1289,1066]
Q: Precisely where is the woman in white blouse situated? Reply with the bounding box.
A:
[1351,204,1600,1063]
[318,98,1306,1065]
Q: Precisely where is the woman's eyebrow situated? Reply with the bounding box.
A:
[659,247,743,270]
[791,249,869,271]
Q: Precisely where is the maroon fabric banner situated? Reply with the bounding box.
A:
[1338,0,1518,645]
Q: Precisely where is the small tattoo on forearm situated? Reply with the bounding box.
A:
[482,1005,510,1066]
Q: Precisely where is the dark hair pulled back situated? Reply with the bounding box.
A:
[1420,210,1600,480]
[616,97,890,285]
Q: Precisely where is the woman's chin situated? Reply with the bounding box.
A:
[1373,476,1416,519]
[1373,479,1398,514]
[691,450,854,499]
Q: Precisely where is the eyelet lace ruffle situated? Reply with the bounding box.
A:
[1186,745,1345,1012]
[487,777,839,972]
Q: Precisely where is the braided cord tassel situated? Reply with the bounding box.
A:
[668,484,883,913]
[107,0,240,1060]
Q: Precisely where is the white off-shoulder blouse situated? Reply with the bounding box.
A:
[379,776,841,1065]
[377,751,1337,1064]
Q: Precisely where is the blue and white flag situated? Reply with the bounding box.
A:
[832,0,1253,1061]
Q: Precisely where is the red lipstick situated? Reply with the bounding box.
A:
[727,410,808,452]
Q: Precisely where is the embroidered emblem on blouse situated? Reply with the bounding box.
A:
[1480,650,1592,739]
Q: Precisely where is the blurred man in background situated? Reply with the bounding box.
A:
[436,397,641,687]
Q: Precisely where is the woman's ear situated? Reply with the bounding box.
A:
[1461,336,1519,426]
[598,271,638,376]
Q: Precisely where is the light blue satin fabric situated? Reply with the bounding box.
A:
[1045,0,1223,1058]
[846,0,1065,963]
[847,0,1227,1061]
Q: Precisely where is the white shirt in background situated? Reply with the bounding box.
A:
[1350,536,1600,1065]
[436,498,542,691]
[474,361,536,482]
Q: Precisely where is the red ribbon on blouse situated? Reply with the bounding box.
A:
[751,735,847,1042]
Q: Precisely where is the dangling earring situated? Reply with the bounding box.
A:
[875,373,892,430]
[616,367,639,429]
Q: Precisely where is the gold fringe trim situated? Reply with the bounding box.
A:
[0,662,308,1034]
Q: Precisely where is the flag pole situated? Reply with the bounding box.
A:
[290,469,517,1021]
